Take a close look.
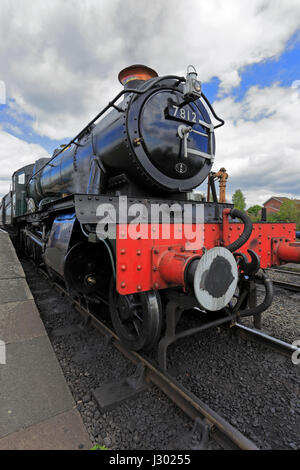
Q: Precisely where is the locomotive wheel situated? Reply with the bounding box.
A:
[109,279,162,351]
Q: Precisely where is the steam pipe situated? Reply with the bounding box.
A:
[223,208,253,253]
[239,272,273,318]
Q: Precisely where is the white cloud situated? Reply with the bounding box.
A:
[212,84,300,207]
[2,122,23,136]
[218,70,242,96]
[0,127,48,197]
[0,0,300,204]
[0,0,300,139]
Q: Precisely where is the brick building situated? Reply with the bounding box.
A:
[263,197,300,215]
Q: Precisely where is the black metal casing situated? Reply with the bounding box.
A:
[28,77,215,204]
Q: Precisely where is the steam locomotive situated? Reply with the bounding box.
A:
[1,65,300,368]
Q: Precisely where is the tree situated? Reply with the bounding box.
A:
[232,189,246,211]
[247,205,262,222]
[267,199,300,229]
[277,200,299,223]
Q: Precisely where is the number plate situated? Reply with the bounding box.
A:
[165,104,198,125]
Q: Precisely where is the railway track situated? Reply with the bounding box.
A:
[272,280,300,292]
[23,260,299,450]
[35,265,256,450]
[266,267,300,292]
[233,323,299,358]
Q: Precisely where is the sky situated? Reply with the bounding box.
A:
[0,0,300,207]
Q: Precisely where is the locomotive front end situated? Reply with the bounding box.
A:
[27,65,219,209]
[107,64,216,193]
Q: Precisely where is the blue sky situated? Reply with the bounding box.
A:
[0,0,300,206]
[203,32,300,103]
[2,35,300,154]
[0,100,61,154]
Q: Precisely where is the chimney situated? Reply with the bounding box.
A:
[118,64,158,88]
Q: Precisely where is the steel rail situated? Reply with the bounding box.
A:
[75,302,258,450]
[34,263,299,448]
[272,280,300,292]
[33,267,258,451]
[234,323,299,358]
[265,268,300,291]
[266,268,300,276]
[259,269,300,292]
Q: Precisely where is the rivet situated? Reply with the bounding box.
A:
[154,283,160,289]
[137,285,142,291]
[121,264,127,271]
[137,265,142,271]
[153,266,158,272]
[121,249,126,255]
[121,282,126,288]
[136,250,142,256]
[154,248,160,255]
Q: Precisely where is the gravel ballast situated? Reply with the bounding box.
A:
[21,260,300,450]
